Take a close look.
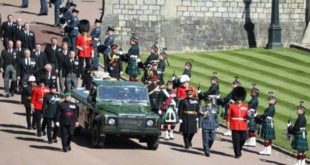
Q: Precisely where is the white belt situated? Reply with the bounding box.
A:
[94,38,99,41]
[74,27,78,29]
[300,127,306,139]
[266,116,273,120]
[231,117,246,121]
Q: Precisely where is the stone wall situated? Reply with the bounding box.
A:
[102,0,306,52]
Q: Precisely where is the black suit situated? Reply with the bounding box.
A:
[0,21,16,48]
[13,25,24,43]
[32,51,48,72]
[17,57,36,87]
[56,49,69,71]
[37,69,57,88]
[20,30,36,51]
[15,48,25,60]
[44,44,61,70]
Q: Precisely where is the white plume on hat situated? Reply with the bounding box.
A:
[180,75,190,83]
[28,76,36,82]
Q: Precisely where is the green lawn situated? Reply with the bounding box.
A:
[101,48,310,155]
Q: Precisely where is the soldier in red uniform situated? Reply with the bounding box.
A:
[31,79,50,136]
[176,75,197,100]
[76,19,94,76]
[226,86,248,159]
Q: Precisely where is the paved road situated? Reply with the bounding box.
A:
[0,1,297,165]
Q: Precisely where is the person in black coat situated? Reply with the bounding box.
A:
[44,37,61,71]
[37,64,57,89]
[0,15,16,49]
[21,75,36,129]
[15,40,24,60]
[63,51,79,92]
[20,23,36,51]
[13,18,24,44]
[17,49,37,87]
[32,44,48,73]
[56,41,70,93]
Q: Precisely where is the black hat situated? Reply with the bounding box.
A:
[185,59,193,68]
[232,76,241,85]
[130,33,138,42]
[297,101,306,111]
[49,84,57,89]
[232,86,247,101]
[151,42,158,51]
[107,26,114,32]
[205,97,213,103]
[78,19,90,33]
[111,43,118,49]
[72,9,79,13]
[211,72,218,80]
[268,91,276,100]
[95,19,102,23]
[166,80,173,85]
[251,83,260,94]
[69,2,77,7]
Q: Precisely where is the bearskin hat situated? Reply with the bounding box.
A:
[78,19,90,33]
[232,86,247,101]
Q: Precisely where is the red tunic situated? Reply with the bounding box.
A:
[31,86,50,110]
[76,35,93,58]
[226,103,249,131]
[176,85,197,100]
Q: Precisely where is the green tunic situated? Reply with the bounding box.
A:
[248,96,258,132]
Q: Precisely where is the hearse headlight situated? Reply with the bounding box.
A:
[146,119,154,127]
[108,118,116,125]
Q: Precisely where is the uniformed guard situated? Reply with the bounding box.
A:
[148,76,161,114]
[244,84,260,147]
[31,79,50,137]
[0,40,18,97]
[56,93,79,152]
[198,72,220,107]
[144,43,159,68]
[21,76,36,129]
[178,89,200,149]
[144,60,159,84]
[102,27,115,72]
[176,75,197,101]
[222,76,241,136]
[76,19,93,75]
[60,3,76,25]
[107,44,122,80]
[200,97,219,157]
[90,19,102,70]
[158,80,177,140]
[226,86,248,159]
[258,92,276,156]
[64,9,79,50]
[288,101,308,165]
[157,52,166,85]
[42,84,61,144]
[124,34,141,81]
[63,50,79,93]
[183,60,193,78]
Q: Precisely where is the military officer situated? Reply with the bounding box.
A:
[63,51,79,93]
[102,27,115,72]
[200,97,219,157]
[144,44,159,68]
[178,89,200,149]
[21,76,36,129]
[107,44,122,80]
[157,52,166,85]
[17,49,37,87]
[222,76,241,136]
[42,84,61,144]
[148,76,161,114]
[183,60,192,78]
[288,101,308,165]
[60,3,76,25]
[124,35,140,81]
[64,9,79,50]
[258,92,276,156]
[226,86,248,159]
[176,75,197,100]
[0,15,16,49]
[56,93,79,152]
[198,72,220,101]
[31,79,50,137]
[244,84,260,147]
[158,80,177,140]
[90,19,102,70]
[0,40,18,97]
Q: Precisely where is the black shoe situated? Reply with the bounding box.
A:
[189,142,192,147]
[53,139,57,143]
[234,155,241,159]
[204,152,210,157]
[48,141,52,144]
[37,133,42,137]
[63,148,68,152]
[5,94,10,98]
[67,145,71,151]
[20,5,28,8]
[27,127,31,130]
[38,13,48,16]
[184,145,189,150]
[10,92,14,97]
[42,132,46,136]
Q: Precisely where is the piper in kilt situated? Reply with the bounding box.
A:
[244,84,259,147]
[288,101,308,165]
[158,81,178,140]
[258,92,276,155]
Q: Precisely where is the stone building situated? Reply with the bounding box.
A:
[102,0,307,52]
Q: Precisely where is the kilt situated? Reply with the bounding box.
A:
[248,118,257,132]
[160,107,178,124]
[291,133,309,151]
[260,121,275,140]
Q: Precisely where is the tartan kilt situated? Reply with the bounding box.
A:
[248,118,257,132]
[260,122,275,140]
[291,133,309,151]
